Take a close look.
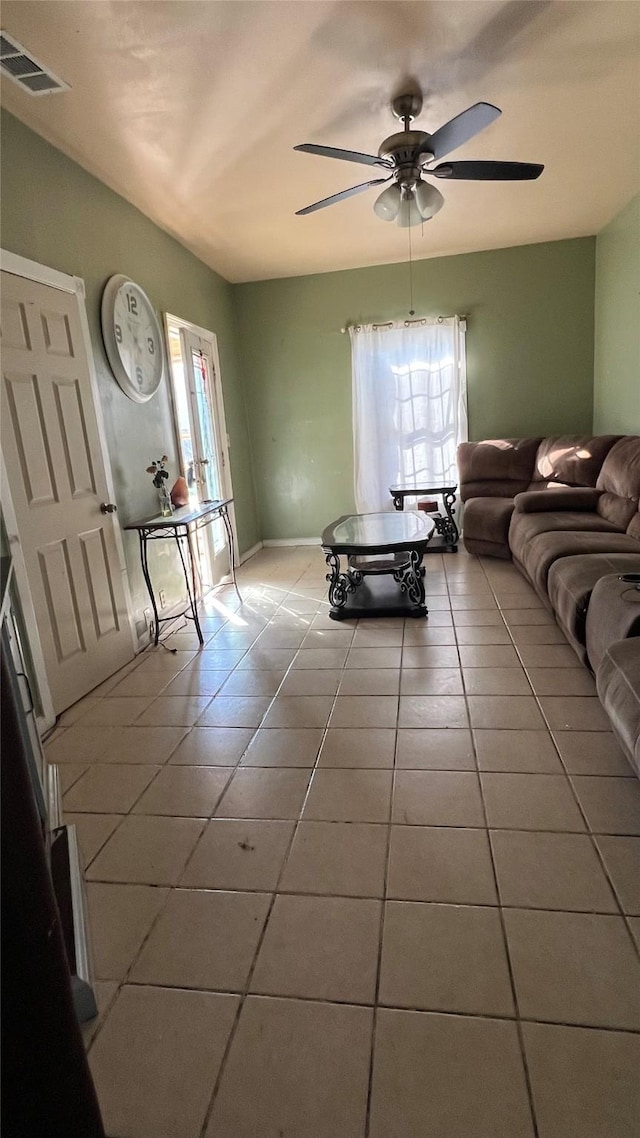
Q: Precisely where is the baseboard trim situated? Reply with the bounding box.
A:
[238,541,263,564]
[263,538,321,547]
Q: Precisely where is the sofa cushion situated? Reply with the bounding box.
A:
[596,436,640,529]
[462,497,515,558]
[586,572,640,673]
[458,438,540,501]
[514,487,602,514]
[530,435,621,488]
[596,638,640,776]
[515,530,640,598]
[509,510,621,569]
[548,554,640,661]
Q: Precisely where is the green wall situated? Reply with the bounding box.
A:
[593,194,640,434]
[1,109,608,562]
[1,111,259,628]
[234,238,596,540]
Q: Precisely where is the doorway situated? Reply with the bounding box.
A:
[164,315,236,593]
[1,255,136,720]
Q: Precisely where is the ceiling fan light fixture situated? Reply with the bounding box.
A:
[415,180,445,219]
[396,191,423,228]
[294,92,543,223]
[373,183,401,221]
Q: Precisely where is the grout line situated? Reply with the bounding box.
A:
[477,561,640,1081]
[75,547,640,1129]
[481,573,639,959]
[197,551,348,1137]
[78,816,640,834]
[66,722,199,878]
[83,564,317,1055]
[363,617,403,1137]
[109,977,640,1035]
[80,875,639,916]
[457,557,541,1138]
[86,557,324,1058]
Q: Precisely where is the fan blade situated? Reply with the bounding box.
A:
[433,160,544,180]
[294,143,393,169]
[420,102,501,160]
[295,177,391,216]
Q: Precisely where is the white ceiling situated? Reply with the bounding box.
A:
[2,1,639,283]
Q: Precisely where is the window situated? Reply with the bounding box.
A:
[350,317,467,512]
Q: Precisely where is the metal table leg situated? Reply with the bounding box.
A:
[220,504,242,603]
[395,548,428,616]
[174,530,205,645]
[139,530,161,647]
[434,490,459,551]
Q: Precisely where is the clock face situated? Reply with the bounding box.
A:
[101,275,165,402]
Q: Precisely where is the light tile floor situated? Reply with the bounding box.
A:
[46,546,640,1138]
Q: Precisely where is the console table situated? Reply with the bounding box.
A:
[321,511,435,619]
[125,499,240,646]
[389,483,459,552]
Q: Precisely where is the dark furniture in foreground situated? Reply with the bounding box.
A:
[321,512,434,620]
[389,483,459,552]
[125,499,239,646]
[457,434,640,773]
[2,649,105,1137]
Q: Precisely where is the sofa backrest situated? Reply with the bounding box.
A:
[529,435,621,490]
[596,436,640,530]
[457,438,541,501]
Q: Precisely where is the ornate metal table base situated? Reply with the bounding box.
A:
[432,489,459,550]
[324,552,363,610]
[393,549,426,608]
[137,526,204,646]
[324,548,428,620]
[390,484,460,552]
[126,499,241,647]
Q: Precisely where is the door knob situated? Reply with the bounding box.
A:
[100,502,118,514]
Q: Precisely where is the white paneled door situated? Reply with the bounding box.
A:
[1,270,134,714]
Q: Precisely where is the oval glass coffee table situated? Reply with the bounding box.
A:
[321,511,435,620]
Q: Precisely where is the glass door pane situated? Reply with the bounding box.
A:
[167,327,199,507]
[180,329,228,581]
[190,347,223,507]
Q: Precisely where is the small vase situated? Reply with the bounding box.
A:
[158,490,173,518]
[171,476,189,507]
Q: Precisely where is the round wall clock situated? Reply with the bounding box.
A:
[101,275,165,402]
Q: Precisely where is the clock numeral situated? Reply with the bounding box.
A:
[135,366,144,386]
[126,293,138,315]
[147,337,155,355]
[114,323,123,343]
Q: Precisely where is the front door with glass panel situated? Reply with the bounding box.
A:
[176,327,230,587]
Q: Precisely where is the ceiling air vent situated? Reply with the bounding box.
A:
[0,31,70,95]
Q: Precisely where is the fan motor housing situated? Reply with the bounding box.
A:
[378,130,433,167]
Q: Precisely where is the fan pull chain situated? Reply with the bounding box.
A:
[408,223,415,316]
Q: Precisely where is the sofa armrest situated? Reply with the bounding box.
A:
[514,487,603,514]
[457,438,541,501]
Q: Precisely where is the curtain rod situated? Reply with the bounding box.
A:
[341,315,468,334]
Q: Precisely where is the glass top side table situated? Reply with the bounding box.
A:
[321,511,435,620]
[125,498,240,646]
[389,483,459,552]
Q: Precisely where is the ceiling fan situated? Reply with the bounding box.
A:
[294,91,543,227]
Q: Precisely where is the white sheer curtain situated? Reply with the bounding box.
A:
[350,316,468,513]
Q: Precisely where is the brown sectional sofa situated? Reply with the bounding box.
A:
[457,434,640,774]
[588,575,640,776]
